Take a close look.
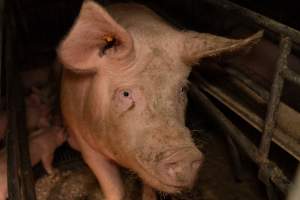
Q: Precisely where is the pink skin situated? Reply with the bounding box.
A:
[0,153,7,200]
[0,126,66,200]
[58,2,262,200]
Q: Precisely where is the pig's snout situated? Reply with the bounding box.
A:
[158,148,203,189]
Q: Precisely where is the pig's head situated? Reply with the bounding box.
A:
[58,1,262,193]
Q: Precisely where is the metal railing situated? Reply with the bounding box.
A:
[1,0,300,199]
[2,0,36,199]
[191,0,300,199]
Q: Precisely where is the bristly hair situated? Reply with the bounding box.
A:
[182,79,191,92]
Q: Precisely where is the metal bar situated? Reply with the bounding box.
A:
[259,36,291,161]
[190,84,258,162]
[257,36,291,200]
[200,0,300,44]
[282,68,300,86]
[194,70,300,161]
[4,0,36,199]
[0,0,4,97]
[4,11,22,200]
[225,134,244,181]
[189,84,290,193]
[224,67,269,101]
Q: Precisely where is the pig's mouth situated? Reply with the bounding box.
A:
[133,147,202,193]
[136,161,187,193]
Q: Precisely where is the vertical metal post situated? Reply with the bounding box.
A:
[258,36,292,200]
[190,82,290,193]
[225,134,244,181]
[0,0,4,97]
[259,36,292,160]
[4,0,36,199]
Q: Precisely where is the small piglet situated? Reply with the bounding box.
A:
[0,126,66,200]
[0,92,51,141]
[26,92,51,131]
[28,126,66,174]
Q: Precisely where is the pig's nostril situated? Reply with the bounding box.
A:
[160,153,203,187]
[166,161,187,183]
[166,159,201,175]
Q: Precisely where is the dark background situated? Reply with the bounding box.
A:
[13,0,300,69]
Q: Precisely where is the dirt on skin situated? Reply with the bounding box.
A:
[35,126,267,200]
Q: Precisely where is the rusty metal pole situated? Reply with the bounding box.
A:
[0,0,3,97]
[4,0,37,199]
[189,81,291,194]
[259,36,292,160]
[200,0,300,44]
[282,68,300,86]
[257,36,291,200]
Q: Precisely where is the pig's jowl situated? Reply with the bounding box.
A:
[58,1,263,200]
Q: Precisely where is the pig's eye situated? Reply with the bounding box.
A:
[114,89,134,113]
[123,91,130,97]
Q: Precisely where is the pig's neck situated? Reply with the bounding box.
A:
[61,70,115,158]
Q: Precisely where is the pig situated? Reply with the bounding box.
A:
[0,126,66,200]
[26,92,51,131]
[28,126,66,174]
[0,93,51,142]
[57,1,263,200]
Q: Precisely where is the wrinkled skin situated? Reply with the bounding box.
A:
[58,1,262,200]
[0,126,66,200]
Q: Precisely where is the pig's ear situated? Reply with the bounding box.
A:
[181,30,263,65]
[57,1,135,73]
